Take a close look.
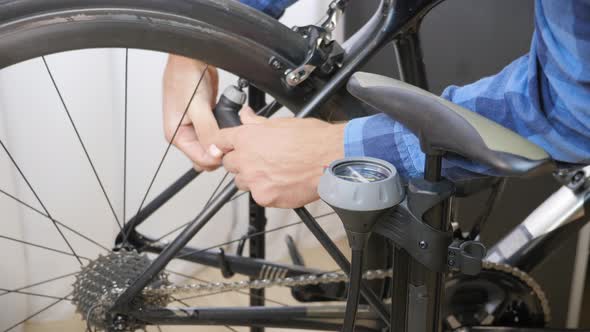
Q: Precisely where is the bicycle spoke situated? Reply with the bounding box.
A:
[166,270,287,306]
[42,56,122,232]
[255,100,282,118]
[204,172,230,208]
[0,139,83,265]
[0,288,73,301]
[3,292,72,332]
[153,172,230,242]
[134,65,210,220]
[0,272,78,297]
[0,234,91,261]
[229,191,248,202]
[174,211,336,260]
[0,188,110,251]
[123,48,129,230]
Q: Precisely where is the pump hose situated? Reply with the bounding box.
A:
[343,249,364,332]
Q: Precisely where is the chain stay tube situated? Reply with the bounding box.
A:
[141,240,324,279]
[131,305,383,331]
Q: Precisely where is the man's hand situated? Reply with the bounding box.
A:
[163,55,223,171]
[211,109,345,208]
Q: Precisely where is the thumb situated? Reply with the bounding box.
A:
[239,107,267,125]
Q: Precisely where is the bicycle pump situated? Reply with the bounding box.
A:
[318,157,405,331]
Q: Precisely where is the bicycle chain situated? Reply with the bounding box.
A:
[141,261,551,324]
[481,261,551,324]
[75,251,550,329]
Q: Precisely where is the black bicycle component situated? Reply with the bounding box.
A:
[114,168,199,250]
[285,25,345,86]
[286,235,305,266]
[373,177,467,273]
[213,84,247,129]
[140,237,325,279]
[291,281,348,303]
[388,27,452,332]
[343,249,364,332]
[453,175,503,197]
[444,268,546,330]
[407,178,455,220]
[554,165,590,193]
[247,85,268,332]
[111,181,239,313]
[236,226,255,257]
[218,248,235,279]
[131,305,384,331]
[285,234,347,303]
[294,207,391,326]
[283,0,347,87]
[467,178,507,240]
[447,240,486,276]
[374,203,453,273]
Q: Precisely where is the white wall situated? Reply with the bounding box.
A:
[0,0,345,329]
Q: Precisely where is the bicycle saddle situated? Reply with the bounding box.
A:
[347,72,553,176]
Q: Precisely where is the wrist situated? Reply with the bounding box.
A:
[320,122,346,166]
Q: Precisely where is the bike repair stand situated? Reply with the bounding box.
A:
[384,31,486,332]
[380,155,487,332]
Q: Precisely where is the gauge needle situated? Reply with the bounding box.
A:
[347,166,370,183]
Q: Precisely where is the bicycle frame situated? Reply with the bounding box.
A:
[109,0,590,331]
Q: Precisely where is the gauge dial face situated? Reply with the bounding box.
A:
[333,161,391,183]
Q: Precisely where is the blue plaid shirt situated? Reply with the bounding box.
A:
[239,0,297,18]
[243,0,590,179]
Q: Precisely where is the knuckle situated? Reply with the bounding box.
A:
[251,183,278,207]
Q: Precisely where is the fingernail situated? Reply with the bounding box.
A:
[209,144,223,158]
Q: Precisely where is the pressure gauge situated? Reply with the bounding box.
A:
[332,160,392,183]
[318,157,404,212]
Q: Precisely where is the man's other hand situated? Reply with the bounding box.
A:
[163,55,222,171]
[210,109,345,208]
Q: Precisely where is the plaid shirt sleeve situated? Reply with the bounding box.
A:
[239,0,298,18]
[345,0,590,179]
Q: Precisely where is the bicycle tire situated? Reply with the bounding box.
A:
[0,0,341,116]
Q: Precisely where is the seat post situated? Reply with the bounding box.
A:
[390,25,451,332]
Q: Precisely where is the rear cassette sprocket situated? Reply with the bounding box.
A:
[72,250,171,331]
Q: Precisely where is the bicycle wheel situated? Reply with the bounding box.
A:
[0,1,382,331]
